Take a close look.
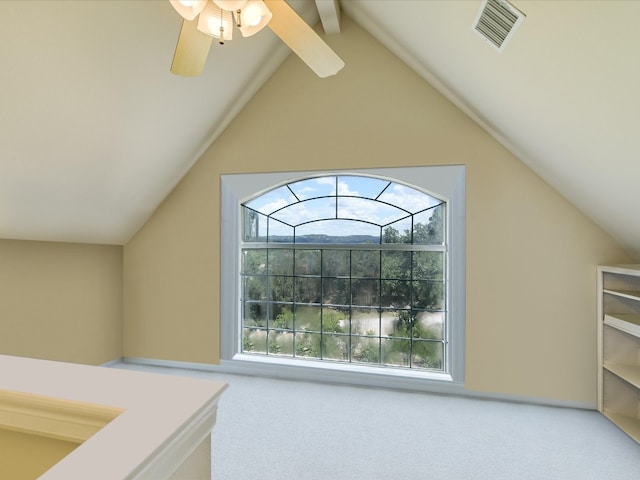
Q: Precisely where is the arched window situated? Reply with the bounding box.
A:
[241,175,446,370]
[221,166,465,390]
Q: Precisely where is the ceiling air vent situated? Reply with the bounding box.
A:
[473,0,525,52]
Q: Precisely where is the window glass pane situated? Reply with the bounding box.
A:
[295,277,321,304]
[378,183,440,214]
[268,217,294,243]
[412,281,444,310]
[323,249,350,277]
[411,340,443,370]
[351,279,380,306]
[389,310,415,338]
[381,338,410,367]
[338,197,407,225]
[244,185,297,214]
[268,331,293,356]
[243,207,267,242]
[381,251,412,278]
[243,328,266,353]
[380,310,401,337]
[412,251,443,280]
[296,219,379,243]
[351,250,380,278]
[269,276,293,302]
[322,308,348,334]
[382,219,412,244]
[413,311,444,340]
[295,332,321,358]
[381,279,411,308]
[268,249,293,275]
[295,305,321,331]
[323,278,349,305]
[295,249,321,275]
[269,304,294,330]
[351,336,380,364]
[271,197,336,225]
[413,204,444,245]
[322,334,349,361]
[288,177,336,199]
[243,302,267,327]
[242,249,266,275]
[243,276,267,301]
[352,308,380,336]
[338,176,389,199]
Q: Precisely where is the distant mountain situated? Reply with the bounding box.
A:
[268,234,380,244]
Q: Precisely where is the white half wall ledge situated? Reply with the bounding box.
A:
[0,354,227,480]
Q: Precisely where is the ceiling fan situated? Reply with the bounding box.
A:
[169,0,345,78]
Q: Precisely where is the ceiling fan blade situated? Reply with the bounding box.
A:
[264,0,344,78]
[171,19,213,76]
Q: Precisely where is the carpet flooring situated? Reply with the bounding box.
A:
[115,363,640,480]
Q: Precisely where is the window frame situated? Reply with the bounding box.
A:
[220,166,466,394]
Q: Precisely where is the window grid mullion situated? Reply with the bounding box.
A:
[378,249,383,365]
[320,249,324,360]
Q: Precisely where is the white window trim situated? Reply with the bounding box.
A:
[220,166,466,394]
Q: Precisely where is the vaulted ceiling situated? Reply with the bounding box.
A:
[1,1,639,257]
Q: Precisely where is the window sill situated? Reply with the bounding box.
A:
[219,353,465,396]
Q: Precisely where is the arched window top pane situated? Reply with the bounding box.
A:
[378,183,442,214]
[287,175,393,201]
[242,174,444,243]
[271,197,336,226]
[337,197,408,225]
[288,177,336,200]
[245,185,297,215]
[337,176,391,199]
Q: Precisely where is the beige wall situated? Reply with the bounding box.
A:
[0,239,122,365]
[0,429,78,479]
[123,18,633,403]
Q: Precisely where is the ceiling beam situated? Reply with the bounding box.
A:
[315,0,341,34]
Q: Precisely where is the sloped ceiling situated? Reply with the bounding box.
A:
[1,1,639,257]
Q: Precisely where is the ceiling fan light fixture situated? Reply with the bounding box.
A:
[236,1,272,37]
[169,0,207,21]
[197,2,234,42]
[213,0,248,11]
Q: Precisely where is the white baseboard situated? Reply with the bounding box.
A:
[100,358,123,368]
[117,356,596,411]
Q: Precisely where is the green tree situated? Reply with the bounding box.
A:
[382,226,401,243]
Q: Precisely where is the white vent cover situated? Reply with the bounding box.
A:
[473,0,525,52]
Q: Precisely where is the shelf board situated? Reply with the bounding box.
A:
[603,288,640,302]
[604,363,640,390]
[600,265,640,275]
[603,411,640,444]
[604,314,640,338]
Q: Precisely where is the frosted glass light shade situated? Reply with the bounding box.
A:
[169,0,207,21]
[236,0,272,37]
[198,2,234,41]
[213,0,248,11]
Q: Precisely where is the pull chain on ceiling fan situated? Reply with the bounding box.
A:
[169,0,345,78]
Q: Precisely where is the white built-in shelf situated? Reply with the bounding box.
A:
[603,289,640,302]
[598,265,640,445]
[603,411,640,443]
[604,363,640,390]
[604,313,640,338]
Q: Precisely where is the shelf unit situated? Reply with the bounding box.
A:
[597,265,640,443]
